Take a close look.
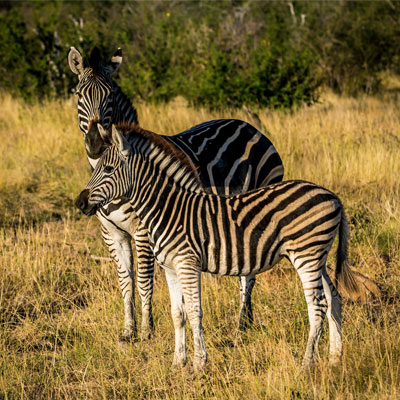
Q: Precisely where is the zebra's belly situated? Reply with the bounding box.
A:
[204,243,278,276]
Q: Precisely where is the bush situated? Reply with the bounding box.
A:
[186,43,319,110]
[299,1,400,95]
[1,1,399,105]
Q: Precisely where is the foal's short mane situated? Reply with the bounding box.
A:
[115,122,201,183]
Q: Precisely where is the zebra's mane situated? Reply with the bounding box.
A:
[115,122,202,190]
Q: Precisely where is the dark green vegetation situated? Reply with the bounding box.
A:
[1,1,400,108]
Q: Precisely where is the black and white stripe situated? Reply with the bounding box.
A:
[77,124,360,370]
[69,47,284,340]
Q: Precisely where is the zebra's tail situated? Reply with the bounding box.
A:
[334,206,361,298]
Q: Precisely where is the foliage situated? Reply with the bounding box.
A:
[298,1,400,95]
[1,1,400,107]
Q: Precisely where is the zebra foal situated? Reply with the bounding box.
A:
[76,123,361,370]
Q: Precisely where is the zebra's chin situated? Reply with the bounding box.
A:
[83,204,99,216]
[76,202,99,217]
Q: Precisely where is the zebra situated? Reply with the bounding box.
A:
[76,123,362,370]
[68,46,285,340]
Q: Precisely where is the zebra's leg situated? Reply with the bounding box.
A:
[237,275,256,331]
[164,268,187,368]
[176,266,207,372]
[321,266,342,364]
[133,223,155,340]
[294,259,328,368]
[100,224,137,343]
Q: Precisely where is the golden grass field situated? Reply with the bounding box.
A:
[0,91,399,399]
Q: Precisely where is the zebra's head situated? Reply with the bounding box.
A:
[68,46,122,135]
[76,124,132,216]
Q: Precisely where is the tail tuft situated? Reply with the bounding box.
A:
[335,206,364,301]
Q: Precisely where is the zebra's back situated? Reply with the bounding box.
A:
[167,119,284,195]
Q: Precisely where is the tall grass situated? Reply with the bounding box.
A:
[0,92,399,399]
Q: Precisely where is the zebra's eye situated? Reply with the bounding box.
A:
[104,165,114,173]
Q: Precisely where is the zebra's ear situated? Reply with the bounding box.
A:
[68,47,84,75]
[105,48,122,75]
[111,125,131,159]
[97,123,110,142]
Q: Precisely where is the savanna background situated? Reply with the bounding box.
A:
[1,1,400,399]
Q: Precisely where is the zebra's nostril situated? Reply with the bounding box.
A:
[75,189,90,211]
[75,196,86,211]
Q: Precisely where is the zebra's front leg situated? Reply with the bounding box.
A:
[237,275,256,331]
[165,268,187,368]
[133,223,155,340]
[176,266,207,372]
[100,224,137,343]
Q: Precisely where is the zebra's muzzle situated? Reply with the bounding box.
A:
[76,189,98,216]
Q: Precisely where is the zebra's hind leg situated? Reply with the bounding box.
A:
[133,224,155,340]
[237,275,256,332]
[100,224,137,343]
[165,268,187,368]
[294,258,328,368]
[322,266,342,365]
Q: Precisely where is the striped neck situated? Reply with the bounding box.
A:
[111,84,138,127]
[124,125,203,197]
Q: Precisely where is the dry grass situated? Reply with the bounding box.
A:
[0,91,399,399]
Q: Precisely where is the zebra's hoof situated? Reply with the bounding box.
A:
[140,325,154,341]
[328,355,341,367]
[172,356,187,369]
[118,340,130,350]
[237,320,251,333]
[193,357,207,373]
[301,358,315,372]
[118,331,138,346]
[141,331,153,341]
[237,309,253,332]
[237,323,249,333]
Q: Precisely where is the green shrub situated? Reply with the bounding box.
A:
[186,43,319,110]
[1,1,399,106]
[299,1,400,95]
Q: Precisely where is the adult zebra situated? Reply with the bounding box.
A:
[68,46,284,341]
[76,123,361,370]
